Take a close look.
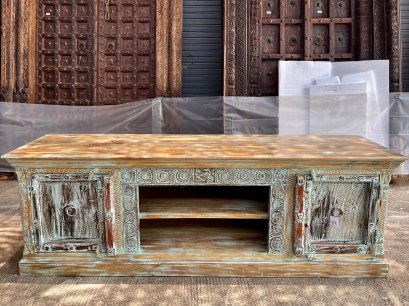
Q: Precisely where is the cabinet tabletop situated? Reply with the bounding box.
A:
[2,134,406,169]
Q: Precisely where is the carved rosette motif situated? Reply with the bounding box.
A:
[121,180,140,254]
[121,168,288,185]
[269,183,287,254]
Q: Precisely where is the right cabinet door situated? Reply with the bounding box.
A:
[294,172,380,257]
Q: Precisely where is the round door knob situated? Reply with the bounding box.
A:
[338,1,345,8]
[78,42,86,50]
[289,36,298,46]
[267,37,273,43]
[64,205,77,217]
[267,71,273,76]
[107,43,115,51]
[315,0,323,8]
[290,0,296,6]
[314,36,324,46]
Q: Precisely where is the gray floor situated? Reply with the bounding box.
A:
[0,179,408,306]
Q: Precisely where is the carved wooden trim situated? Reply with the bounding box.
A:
[387,0,401,92]
[356,0,373,60]
[0,0,30,102]
[373,0,387,59]
[121,168,288,185]
[15,169,35,254]
[268,183,287,254]
[28,0,37,103]
[225,0,236,96]
[121,183,140,253]
[155,0,182,97]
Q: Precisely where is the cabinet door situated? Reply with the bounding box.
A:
[30,174,115,254]
[294,172,380,256]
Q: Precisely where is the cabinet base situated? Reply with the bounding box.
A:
[19,257,389,278]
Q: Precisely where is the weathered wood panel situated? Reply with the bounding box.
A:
[294,171,383,256]
[309,182,370,242]
[19,256,390,277]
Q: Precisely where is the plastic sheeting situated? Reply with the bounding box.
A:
[1,94,409,174]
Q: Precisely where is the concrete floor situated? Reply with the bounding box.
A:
[0,179,408,306]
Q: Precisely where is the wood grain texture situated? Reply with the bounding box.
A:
[19,255,389,277]
[3,135,406,169]
[140,219,268,254]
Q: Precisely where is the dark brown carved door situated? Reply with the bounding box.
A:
[37,0,94,105]
[96,0,156,105]
[258,0,356,96]
[305,0,355,61]
[37,0,156,105]
[259,0,305,96]
[226,0,357,96]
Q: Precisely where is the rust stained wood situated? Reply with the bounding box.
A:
[3,135,406,169]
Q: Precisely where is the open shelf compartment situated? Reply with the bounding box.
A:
[138,186,270,219]
[140,219,269,256]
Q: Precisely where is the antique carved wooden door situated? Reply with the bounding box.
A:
[96,0,156,104]
[37,1,94,105]
[36,0,155,105]
[226,0,356,96]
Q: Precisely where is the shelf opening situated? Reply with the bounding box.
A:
[138,186,270,219]
[140,219,269,255]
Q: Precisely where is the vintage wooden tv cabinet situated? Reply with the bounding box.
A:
[3,134,406,277]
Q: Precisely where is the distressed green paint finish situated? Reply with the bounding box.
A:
[2,134,406,277]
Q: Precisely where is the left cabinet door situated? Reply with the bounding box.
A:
[30,174,107,253]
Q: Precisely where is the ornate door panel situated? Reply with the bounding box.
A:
[37,0,94,105]
[305,0,355,61]
[96,0,155,105]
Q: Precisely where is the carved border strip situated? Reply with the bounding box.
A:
[121,183,140,253]
[269,183,287,254]
[121,168,288,185]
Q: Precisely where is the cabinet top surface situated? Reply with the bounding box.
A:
[3,134,406,168]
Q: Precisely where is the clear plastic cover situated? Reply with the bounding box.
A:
[1,94,409,174]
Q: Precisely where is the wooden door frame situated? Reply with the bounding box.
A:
[28,0,37,103]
